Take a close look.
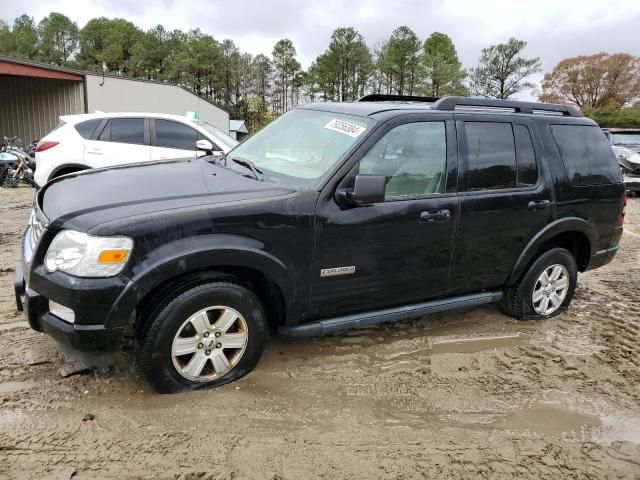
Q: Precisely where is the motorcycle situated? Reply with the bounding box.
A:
[1,136,37,188]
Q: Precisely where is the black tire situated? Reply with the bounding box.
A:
[22,176,37,188]
[138,281,267,394]
[502,247,577,321]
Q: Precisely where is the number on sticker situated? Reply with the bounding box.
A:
[324,119,366,138]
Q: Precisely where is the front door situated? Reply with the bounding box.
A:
[150,119,205,161]
[309,115,459,319]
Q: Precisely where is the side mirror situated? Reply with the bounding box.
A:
[196,139,214,154]
[338,174,386,206]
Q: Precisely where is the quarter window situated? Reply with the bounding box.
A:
[465,122,516,190]
[358,122,447,200]
[551,125,622,185]
[155,120,199,150]
[75,119,101,139]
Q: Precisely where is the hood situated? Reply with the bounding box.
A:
[39,158,294,231]
[624,145,640,154]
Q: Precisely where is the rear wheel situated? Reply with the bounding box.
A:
[502,248,577,320]
[138,280,267,393]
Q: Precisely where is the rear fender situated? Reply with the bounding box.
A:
[506,217,597,286]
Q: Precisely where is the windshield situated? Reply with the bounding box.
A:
[227,109,374,188]
[612,133,640,145]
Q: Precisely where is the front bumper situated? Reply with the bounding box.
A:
[16,221,144,357]
[14,264,132,354]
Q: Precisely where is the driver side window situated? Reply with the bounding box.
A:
[358,122,447,200]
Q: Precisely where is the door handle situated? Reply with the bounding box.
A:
[527,200,551,210]
[87,149,103,155]
[420,209,451,223]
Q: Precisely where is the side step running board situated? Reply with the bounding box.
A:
[279,291,503,338]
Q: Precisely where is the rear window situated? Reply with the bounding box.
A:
[74,119,101,139]
[551,125,622,185]
[514,124,538,187]
[110,118,146,145]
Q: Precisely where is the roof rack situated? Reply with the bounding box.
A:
[432,96,581,117]
[357,94,440,103]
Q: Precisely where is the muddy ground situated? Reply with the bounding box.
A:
[0,186,639,480]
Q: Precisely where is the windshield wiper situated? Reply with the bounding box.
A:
[230,157,263,181]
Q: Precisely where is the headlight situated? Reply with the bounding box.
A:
[44,230,133,277]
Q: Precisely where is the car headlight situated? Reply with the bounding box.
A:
[44,230,133,277]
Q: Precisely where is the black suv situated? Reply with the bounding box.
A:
[15,95,625,393]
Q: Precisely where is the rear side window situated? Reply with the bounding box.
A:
[102,118,146,145]
[514,124,538,186]
[155,120,198,150]
[551,125,622,185]
[74,119,101,139]
[465,122,516,190]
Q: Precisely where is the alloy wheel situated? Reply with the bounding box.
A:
[532,264,569,315]
[171,306,249,381]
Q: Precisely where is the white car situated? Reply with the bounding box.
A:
[34,112,238,187]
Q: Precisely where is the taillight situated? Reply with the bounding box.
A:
[35,141,59,152]
[619,194,627,225]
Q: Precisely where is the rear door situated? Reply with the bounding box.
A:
[309,114,459,318]
[447,115,553,294]
[84,117,151,167]
[150,119,207,160]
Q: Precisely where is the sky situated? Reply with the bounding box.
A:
[2,0,640,100]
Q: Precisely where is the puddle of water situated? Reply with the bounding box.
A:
[429,333,525,354]
[496,403,600,435]
[595,415,640,444]
[0,381,34,394]
[0,409,26,426]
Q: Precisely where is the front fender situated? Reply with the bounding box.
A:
[506,217,598,286]
[128,232,293,303]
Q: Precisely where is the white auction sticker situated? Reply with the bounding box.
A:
[324,118,366,138]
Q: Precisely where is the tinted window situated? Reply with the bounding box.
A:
[466,122,516,190]
[359,122,447,199]
[98,121,110,141]
[551,125,622,185]
[514,124,538,186]
[109,118,146,145]
[75,119,101,139]
[155,120,198,150]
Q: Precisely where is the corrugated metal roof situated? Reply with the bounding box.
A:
[0,55,87,76]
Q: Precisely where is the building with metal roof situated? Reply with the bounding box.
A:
[0,55,230,144]
[229,119,249,141]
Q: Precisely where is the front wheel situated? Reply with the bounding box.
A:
[502,247,578,320]
[138,280,267,393]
